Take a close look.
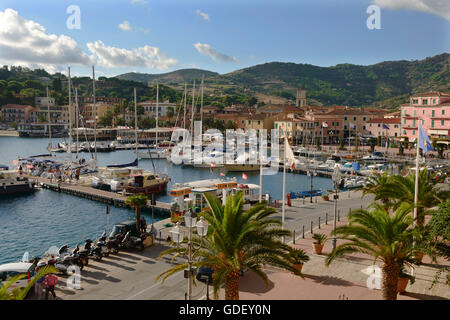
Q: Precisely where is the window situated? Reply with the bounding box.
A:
[377,124,380,127]
[363,125,366,130]
[336,122,339,126]
[422,110,425,115]
[432,110,435,117]
[442,109,445,115]
[412,130,416,135]
[344,116,347,121]
[431,120,435,128]
[433,99,436,104]
[422,99,428,105]
[403,119,406,124]
[344,125,347,130]
[353,117,356,121]
[441,120,445,126]
[413,110,417,116]
[403,130,406,135]
[412,99,418,104]
[257,120,261,125]
[413,119,416,126]
[363,117,366,121]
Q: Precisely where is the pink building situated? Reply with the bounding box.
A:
[1,104,38,124]
[366,118,401,138]
[400,92,450,141]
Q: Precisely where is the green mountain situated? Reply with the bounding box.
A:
[117,69,219,86]
[117,53,450,109]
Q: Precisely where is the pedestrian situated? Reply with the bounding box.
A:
[140,217,147,233]
[43,273,58,300]
[18,164,23,175]
[75,168,80,181]
[33,266,45,300]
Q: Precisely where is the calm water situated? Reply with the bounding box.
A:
[0,136,332,263]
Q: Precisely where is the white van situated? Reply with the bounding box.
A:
[0,262,35,290]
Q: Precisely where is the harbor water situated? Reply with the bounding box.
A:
[0,136,333,263]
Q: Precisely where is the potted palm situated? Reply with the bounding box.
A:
[322,194,329,201]
[289,248,310,273]
[312,233,327,254]
[398,263,415,294]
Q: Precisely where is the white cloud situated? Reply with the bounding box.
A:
[87,40,178,70]
[131,0,148,5]
[373,0,450,20]
[0,9,92,72]
[119,20,132,31]
[196,9,210,21]
[193,43,238,63]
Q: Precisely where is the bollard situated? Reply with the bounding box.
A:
[338,209,340,221]
[315,196,317,203]
[159,231,162,245]
[302,225,305,238]
[318,217,321,229]
[310,221,313,234]
[293,230,296,244]
[326,212,328,225]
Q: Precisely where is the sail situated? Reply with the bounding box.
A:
[285,139,295,161]
[107,158,138,168]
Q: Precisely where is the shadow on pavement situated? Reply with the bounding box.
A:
[400,291,448,300]
[238,271,275,294]
[305,274,355,287]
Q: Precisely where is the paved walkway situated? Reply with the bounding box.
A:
[220,220,449,300]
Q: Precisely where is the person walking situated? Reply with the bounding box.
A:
[140,217,147,233]
[43,273,58,300]
[33,267,45,300]
[75,168,80,181]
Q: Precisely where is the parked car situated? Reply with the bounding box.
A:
[109,220,140,239]
[0,262,36,290]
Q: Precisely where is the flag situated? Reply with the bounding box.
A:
[291,161,295,170]
[220,172,225,177]
[210,163,216,168]
[349,122,356,129]
[382,123,390,130]
[385,137,390,149]
[419,125,433,153]
[242,173,247,180]
[322,122,328,128]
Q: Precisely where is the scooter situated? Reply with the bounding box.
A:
[72,244,89,269]
[84,239,103,260]
[120,231,145,251]
[95,231,111,257]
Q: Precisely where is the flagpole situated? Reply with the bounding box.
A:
[413,125,420,221]
[259,132,263,202]
[282,136,286,243]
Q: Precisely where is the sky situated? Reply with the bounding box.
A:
[0,0,449,77]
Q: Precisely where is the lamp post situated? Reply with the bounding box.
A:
[307,168,317,203]
[170,211,209,300]
[331,166,341,251]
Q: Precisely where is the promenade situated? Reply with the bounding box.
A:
[41,189,448,301]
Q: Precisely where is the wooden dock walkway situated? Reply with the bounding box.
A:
[32,176,171,214]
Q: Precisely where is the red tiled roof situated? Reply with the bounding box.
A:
[1,104,34,109]
[411,91,450,98]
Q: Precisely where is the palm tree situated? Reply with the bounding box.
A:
[361,171,392,205]
[374,169,449,225]
[0,266,57,300]
[156,191,301,300]
[125,194,148,233]
[325,202,420,300]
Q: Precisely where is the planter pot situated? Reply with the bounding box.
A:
[293,263,303,273]
[313,243,324,254]
[397,277,409,293]
[414,252,424,264]
[322,196,329,201]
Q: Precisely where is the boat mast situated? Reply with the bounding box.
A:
[134,88,138,159]
[200,75,204,126]
[68,67,72,156]
[75,88,79,160]
[183,82,187,131]
[190,80,195,139]
[156,81,159,148]
[46,86,52,152]
[92,66,97,161]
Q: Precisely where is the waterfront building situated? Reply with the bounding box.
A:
[35,96,63,123]
[0,104,38,124]
[366,118,401,138]
[138,100,176,118]
[400,92,450,140]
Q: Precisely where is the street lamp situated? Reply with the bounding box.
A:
[331,166,341,251]
[171,210,209,300]
[307,168,317,203]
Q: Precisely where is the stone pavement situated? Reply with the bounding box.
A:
[219,219,449,300]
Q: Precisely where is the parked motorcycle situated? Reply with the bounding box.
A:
[120,231,145,251]
[84,239,103,260]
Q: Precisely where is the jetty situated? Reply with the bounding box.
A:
[32,176,171,214]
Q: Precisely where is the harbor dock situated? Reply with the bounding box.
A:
[32,176,171,214]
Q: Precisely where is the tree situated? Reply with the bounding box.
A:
[373,169,450,226]
[125,194,148,233]
[157,192,301,300]
[361,171,392,205]
[326,203,420,300]
[0,266,57,300]
[98,110,113,127]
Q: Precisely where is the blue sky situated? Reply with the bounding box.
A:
[0,0,448,77]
